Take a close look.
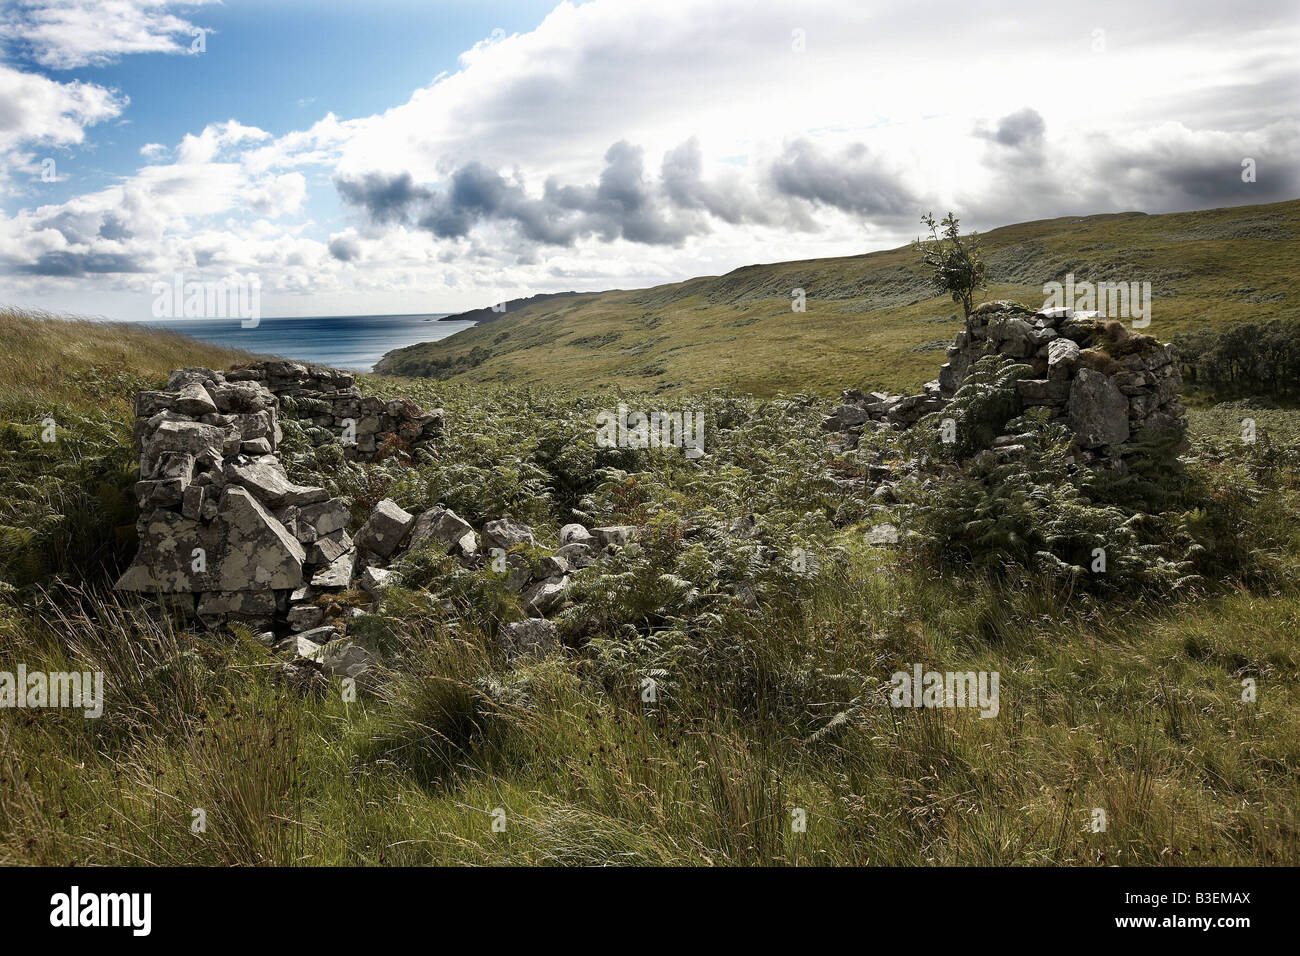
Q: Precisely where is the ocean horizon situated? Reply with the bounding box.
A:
[142,313,475,373]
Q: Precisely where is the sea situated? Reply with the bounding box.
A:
[144,314,476,372]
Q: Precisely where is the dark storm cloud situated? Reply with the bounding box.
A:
[328,234,362,262]
[336,135,922,249]
[661,137,775,226]
[13,250,145,276]
[1090,131,1300,210]
[973,108,1048,178]
[968,115,1300,228]
[336,141,699,247]
[975,108,1046,148]
[767,138,915,217]
[333,171,430,225]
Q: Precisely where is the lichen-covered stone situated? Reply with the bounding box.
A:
[225,457,327,508]
[307,529,353,567]
[522,575,570,615]
[215,486,306,590]
[482,517,535,551]
[354,499,415,557]
[173,382,218,416]
[116,510,219,592]
[591,526,637,549]
[499,618,560,660]
[1067,368,1131,449]
[310,549,355,588]
[406,506,474,555]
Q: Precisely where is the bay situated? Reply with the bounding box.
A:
[143,313,475,373]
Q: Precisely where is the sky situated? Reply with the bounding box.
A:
[1,0,1297,320]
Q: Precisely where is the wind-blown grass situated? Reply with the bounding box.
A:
[1,309,1297,866]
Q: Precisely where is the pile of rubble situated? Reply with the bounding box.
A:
[114,361,636,680]
[274,506,636,679]
[824,301,1186,467]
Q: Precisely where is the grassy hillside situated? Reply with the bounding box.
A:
[0,309,258,586]
[2,300,1299,866]
[377,199,1300,396]
[439,290,594,326]
[0,309,258,417]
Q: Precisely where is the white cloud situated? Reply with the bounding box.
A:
[0,118,312,282]
[0,0,215,69]
[0,63,124,151]
[176,120,272,165]
[2,0,1297,318]
[0,62,126,193]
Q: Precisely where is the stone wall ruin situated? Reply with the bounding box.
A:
[114,307,1187,677]
[116,360,443,627]
[114,360,638,676]
[824,301,1187,466]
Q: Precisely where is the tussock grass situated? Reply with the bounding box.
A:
[3,571,1297,865]
[0,308,254,587]
[0,307,255,416]
[1,308,1297,866]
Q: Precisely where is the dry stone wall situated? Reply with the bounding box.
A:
[115,360,638,677]
[825,301,1187,466]
[116,361,442,628]
[225,359,444,458]
[115,309,1185,678]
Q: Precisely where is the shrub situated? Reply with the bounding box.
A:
[1174,318,1300,399]
[912,211,988,318]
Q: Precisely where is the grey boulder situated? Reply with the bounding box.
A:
[522,575,570,615]
[482,517,535,552]
[406,506,476,555]
[591,526,637,549]
[354,498,415,557]
[216,486,307,590]
[308,639,376,682]
[1067,368,1130,448]
[499,618,560,660]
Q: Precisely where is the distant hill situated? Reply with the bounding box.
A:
[375,199,1300,396]
[437,290,593,324]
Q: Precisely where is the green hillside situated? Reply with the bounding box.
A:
[0,309,260,587]
[3,305,1300,866]
[377,199,1300,396]
[0,308,258,418]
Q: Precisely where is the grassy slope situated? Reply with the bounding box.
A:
[0,309,258,418]
[1,298,1298,865]
[377,199,1300,396]
[0,309,258,585]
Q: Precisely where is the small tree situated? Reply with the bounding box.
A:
[912,212,987,319]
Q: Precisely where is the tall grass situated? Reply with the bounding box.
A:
[3,564,1297,865]
[1,309,1297,865]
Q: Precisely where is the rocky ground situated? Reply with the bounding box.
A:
[115,302,1195,700]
